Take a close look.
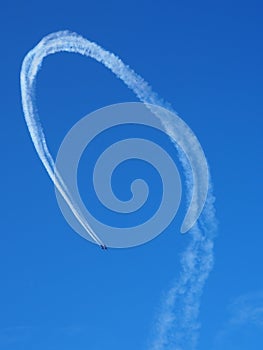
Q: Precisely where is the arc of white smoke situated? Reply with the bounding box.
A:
[21,30,208,238]
[20,30,217,349]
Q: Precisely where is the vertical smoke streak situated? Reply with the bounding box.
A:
[20,31,217,349]
[151,189,217,350]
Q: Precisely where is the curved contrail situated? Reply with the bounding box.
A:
[20,31,217,349]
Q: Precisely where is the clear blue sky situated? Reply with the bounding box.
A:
[1,1,263,349]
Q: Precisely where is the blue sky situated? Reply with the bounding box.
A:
[1,0,263,349]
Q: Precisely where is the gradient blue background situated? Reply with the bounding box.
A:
[1,1,263,349]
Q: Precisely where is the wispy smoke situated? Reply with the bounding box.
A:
[20,31,217,349]
[151,188,217,350]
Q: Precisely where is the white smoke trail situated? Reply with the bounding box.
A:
[151,189,217,350]
[20,31,217,349]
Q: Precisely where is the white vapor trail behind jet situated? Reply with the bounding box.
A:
[20,31,217,349]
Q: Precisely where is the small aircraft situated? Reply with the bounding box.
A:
[100,244,108,250]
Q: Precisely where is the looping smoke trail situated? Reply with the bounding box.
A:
[20,31,217,349]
